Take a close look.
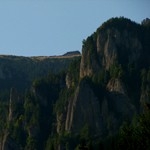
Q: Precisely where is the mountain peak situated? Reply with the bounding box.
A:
[80,17,149,78]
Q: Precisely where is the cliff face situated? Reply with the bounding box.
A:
[65,79,102,135]
[62,78,136,137]
[60,18,150,139]
[1,88,22,150]
[65,79,136,136]
[80,22,143,78]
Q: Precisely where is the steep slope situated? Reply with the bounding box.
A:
[79,17,150,110]
[80,17,148,78]
[55,17,150,149]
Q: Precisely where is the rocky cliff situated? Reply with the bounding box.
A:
[65,79,102,135]
[1,88,22,150]
[80,18,145,78]
[56,17,150,145]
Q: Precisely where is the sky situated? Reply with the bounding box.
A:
[0,0,149,56]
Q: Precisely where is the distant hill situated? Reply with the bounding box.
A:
[0,53,80,93]
[63,50,81,56]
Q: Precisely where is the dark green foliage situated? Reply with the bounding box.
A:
[141,68,150,91]
[109,63,124,79]
[55,58,81,114]
[0,56,81,149]
[92,69,110,87]
[45,134,58,150]
[67,57,81,88]
[98,17,142,36]
[83,36,96,55]
[11,115,27,148]
[0,55,80,96]
[48,59,81,149]
[0,102,8,136]
[82,33,99,69]
[123,63,141,92]
[24,73,66,150]
[55,88,73,115]
[118,111,150,150]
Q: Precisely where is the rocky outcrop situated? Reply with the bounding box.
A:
[1,88,21,150]
[65,79,102,135]
[106,78,136,119]
[107,78,127,94]
[8,88,21,122]
[63,78,136,137]
[65,74,73,89]
[63,51,81,56]
[80,19,143,78]
[63,18,141,138]
[80,37,100,78]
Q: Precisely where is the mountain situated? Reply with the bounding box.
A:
[0,54,81,99]
[63,51,81,56]
[0,17,150,150]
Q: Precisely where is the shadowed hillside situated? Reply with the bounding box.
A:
[0,52,81,94]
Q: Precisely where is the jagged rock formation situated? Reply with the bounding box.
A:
[65,79,102,135]
[63,77,136,138]
[80,18,144,78]
[106,78,127,94]
[58,17,150,140]
[65,74,73,89]
[1,88,21,150]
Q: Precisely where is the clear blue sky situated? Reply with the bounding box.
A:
[0,0,149,56]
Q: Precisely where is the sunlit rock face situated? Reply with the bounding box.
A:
[65,80,102,135]
[67,18,146,137]
[80,24,143,78]
[64,77,136,137]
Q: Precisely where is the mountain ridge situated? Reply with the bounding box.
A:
[0,51,81,100]
[0,50,81,59]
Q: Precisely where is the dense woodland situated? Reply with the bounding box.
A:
[0,17,150,150]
